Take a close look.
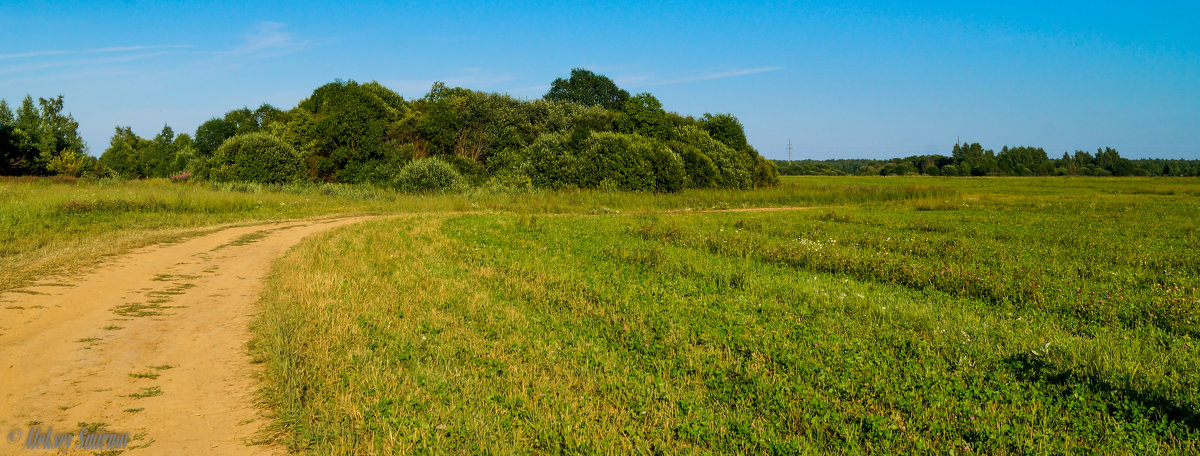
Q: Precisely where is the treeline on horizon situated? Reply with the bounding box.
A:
[775,144,1200,177]
[0,69,780,193]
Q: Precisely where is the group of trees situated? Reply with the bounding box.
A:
[15,78,1199,187]
[92,69,778,192]
[776,143,1200,177]
[100,125,196,179]
[0,95,89,177]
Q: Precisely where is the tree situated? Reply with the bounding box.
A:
[13,96,42,174]
[296,80,408,183]
[143,125,178,177]
[544,68,630,110]
[997,146,1050,176]
[406,83,530,163]
[0,100,18,175]
[1095,147,1133,176]
[616,93,671,140]
[0,100,12,125]
[195,118,236,157]
[194,104,282,158]
[0,95,87,176]
[951,142,997,176]
[99,127,149,178]
[698,113,750,152]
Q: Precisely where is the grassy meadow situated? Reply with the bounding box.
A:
[3,176,1197,453]
[243,176,1198,454]
[0,175,946,293]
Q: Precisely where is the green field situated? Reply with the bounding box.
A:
[5,176,1199,454]
[249,177,1197,454]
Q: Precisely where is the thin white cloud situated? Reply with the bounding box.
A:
[627,66,784,87]
[218,22,311,58]
[0,45,192,60]
[0,51,176,76]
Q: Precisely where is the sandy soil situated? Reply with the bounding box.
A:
[0,216,378,455]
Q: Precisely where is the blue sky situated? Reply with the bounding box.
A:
[1,1,1197,159]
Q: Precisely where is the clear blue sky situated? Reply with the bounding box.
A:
[1,1,1197,160]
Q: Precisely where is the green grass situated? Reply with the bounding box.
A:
[0,175,945,294]
[129,371,160,380]
[250,177,1199,454]
[126,386,163,399]
[6,175,1199,453]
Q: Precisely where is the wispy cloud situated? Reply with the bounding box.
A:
[0,22,313,82]
[0,51,177,76]
[618,66,784,88]
[218,22,311,58]
[0,45,192,60]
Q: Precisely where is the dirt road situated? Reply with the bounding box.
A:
[0,216,379,455]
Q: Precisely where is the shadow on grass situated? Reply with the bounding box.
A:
[1004,353,1199,432]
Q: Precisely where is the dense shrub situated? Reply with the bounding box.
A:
[581,132,683,192]
[394,157,466,193]
[518,131,684,192]
[209,133,306,184]
[520,132,584,190]
[670,141,717,188]
[674,126,754,189]
[753,155,780,187]
[526,100,616,135]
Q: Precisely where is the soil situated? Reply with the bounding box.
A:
[0,216,378,455]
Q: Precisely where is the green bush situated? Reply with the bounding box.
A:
[520,132,585,190]
[752,155,780,187]
[671,142,718,188]
[517,131,684,192]
[674,126,753,189]
[644,139,686,192]
[209,133,306,184]
[394,157,466,193]
[581,131,683,192]
[479,171,535,194]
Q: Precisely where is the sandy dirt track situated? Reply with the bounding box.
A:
[0,216,379,455]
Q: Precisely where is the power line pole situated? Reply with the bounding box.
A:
[788,138,792,165]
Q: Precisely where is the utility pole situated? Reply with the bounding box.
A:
[788,139,792,165]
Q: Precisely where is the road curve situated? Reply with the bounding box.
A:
[0,216,380,455]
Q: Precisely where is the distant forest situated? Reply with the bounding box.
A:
[0,69,778,192]
[775,144,1200,177]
